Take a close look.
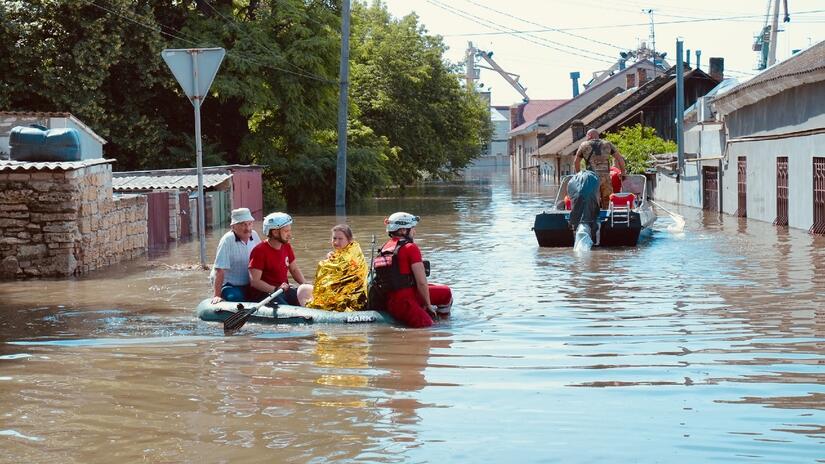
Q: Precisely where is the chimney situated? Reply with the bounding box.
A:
[571,120,586,142]
[709,57,724,81]
[695,50,702,71]
[638,68,648,84]
[570,71,580,97]
[618,58,626,70]
[686,49,691,68]
[626,73,636,88]
[509,105,520,130]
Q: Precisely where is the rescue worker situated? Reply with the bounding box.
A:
[370,212,452,328]
[248,212,307,306]
[574,129,627,208]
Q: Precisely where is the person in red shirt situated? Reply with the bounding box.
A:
[248,212,307,306]
[610,166,623,193]
[371,212,452,328]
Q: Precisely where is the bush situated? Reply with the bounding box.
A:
[604,124,676,174]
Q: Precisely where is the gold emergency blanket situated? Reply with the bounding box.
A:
[306,241,368,312]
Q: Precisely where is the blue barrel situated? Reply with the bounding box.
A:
[9,125,82,162]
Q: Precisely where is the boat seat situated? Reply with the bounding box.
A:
[609,193,635,227]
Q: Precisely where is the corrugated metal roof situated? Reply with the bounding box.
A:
[0,158,113,172]
[112,172,232,191]
[714,40,825,114]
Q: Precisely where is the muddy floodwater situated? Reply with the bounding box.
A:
[1,168,823,463]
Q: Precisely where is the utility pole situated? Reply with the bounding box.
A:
[675,39,685,182]
[466,41,476,91]
[767,0,781,66]
[335,0,351,210]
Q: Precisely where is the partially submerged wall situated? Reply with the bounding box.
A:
[0,160,147,278]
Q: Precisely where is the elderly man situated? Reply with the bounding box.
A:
[574,129,627,209]
[210,208,260,303]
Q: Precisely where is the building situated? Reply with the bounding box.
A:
[538,65,720,184]
[472,105,511,168]
[510,59,661,181]
[710,41,825,233]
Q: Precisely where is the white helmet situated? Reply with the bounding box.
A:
[385,212,420,232]
[263,212,293,237]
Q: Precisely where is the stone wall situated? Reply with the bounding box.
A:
[0,162,147,278]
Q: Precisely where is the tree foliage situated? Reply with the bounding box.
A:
[604,124,676,174]
[0,0,491,207]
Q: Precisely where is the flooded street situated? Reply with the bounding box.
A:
[1,168,823,463]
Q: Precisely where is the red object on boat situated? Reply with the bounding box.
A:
[610,166,622,192]
[610,192,635,207]
[564,195,572,210]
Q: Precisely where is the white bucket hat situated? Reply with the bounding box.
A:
[230,208,255,225]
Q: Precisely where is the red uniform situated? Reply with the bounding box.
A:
[384,240,452,328]
[248,241,295,288]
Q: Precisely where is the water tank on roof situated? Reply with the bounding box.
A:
[9,125,82,162]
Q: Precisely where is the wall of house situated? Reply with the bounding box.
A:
[721,133,824,230]
[0,163,147,279]
[718,82,825,231]
[654,162,705,208]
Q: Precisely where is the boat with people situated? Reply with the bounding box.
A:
[533,173,656,247]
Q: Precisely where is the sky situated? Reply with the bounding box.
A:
[382,0,825,106]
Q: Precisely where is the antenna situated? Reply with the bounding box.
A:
[644,9,657,77]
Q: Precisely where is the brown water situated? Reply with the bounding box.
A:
[1,168,824,463]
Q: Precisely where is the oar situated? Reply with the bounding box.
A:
[223,289,284,333]
[650,200,686,232]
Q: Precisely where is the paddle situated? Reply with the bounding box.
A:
[650,200,686,233]
[223,288,284,333]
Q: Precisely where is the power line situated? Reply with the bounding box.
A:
[200,0,334,83]
[425,0,616,64]
[443,9,825,36]
[459,0,625,51]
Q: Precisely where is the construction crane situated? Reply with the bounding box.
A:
[753,0,790,70]
[465,42,529,102]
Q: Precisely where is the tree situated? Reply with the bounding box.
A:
[350,1,492,186]
[604,124,676,174]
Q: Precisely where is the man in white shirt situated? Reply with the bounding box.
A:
[210,208,260,303]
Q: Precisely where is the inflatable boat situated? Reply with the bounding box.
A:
[196,298,392,325]
[533,174,656,247]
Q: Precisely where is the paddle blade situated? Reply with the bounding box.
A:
[222,289,284,334]
[223,305,257,333]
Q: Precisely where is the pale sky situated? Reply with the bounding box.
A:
[382,0,825,105]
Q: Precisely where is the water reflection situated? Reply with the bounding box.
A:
[0,166,823,462]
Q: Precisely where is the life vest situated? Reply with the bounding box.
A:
[371,237,417,291]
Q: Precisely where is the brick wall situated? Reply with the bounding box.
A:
[0,163,147,278]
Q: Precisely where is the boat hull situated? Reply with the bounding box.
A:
[196,299,391,324]
[533,209,651,247]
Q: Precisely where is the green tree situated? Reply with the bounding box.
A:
[604,124,676,174]
[350,1,492,186]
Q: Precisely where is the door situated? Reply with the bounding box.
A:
[774,157,788,226]
[736,156,747,217]
[702,166,719,211]
[147,191,170,248]
[812,157,825,234]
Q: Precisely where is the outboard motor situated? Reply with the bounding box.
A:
[567,170,601,245]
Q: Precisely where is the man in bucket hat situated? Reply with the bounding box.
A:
[210,207,260,303]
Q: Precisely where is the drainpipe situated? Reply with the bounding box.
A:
[570,72,580,97]
[676,39,685,183]
[695,50,701,71]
